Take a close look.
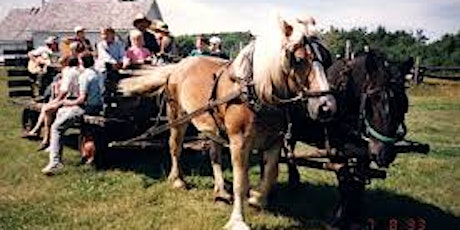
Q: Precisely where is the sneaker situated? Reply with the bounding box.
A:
[41,162,64,175]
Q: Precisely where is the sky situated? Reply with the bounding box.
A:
[1,0,459,41]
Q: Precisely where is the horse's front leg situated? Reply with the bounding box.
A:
[224,132,251,230]
[286,141,300,188]
[249,141,282,208]
[209,141,232,203]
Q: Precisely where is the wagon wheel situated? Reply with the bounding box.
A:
[21,108,39,133]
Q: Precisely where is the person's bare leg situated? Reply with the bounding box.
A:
[28,106,47,135]
[41,107,56,145]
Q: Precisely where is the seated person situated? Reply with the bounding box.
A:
[95,27,125,73]
[73,26,93,53]
[123,29,151,69]
[189,35,209,56]
[208,36,229,60]
[152,21,177,63]
[23,56,81,151]
[128,13,159,54]
[42,54,103,175]
[28,36,60,96]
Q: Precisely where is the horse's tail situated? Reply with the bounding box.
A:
[118,64,176,96]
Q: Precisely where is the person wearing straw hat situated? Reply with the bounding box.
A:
[151,20,177,59]
[73,26,93,53]
[128,13,159,54]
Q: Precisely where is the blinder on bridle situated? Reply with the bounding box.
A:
[276,35,333,104]
[359,84,407,144]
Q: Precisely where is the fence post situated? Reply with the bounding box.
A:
[345,39,352,60]
[414,56,422,84]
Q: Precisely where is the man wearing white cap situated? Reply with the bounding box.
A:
[208,36,228,59]
[127,13,159,54]
[27,36,60,96]
[73,26,93,53]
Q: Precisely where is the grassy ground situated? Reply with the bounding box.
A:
[0,76,459,230]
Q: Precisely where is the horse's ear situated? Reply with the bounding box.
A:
[400,57,414,76]
[279,18,293,37]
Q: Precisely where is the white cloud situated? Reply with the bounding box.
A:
[157,0,460,40]
[1,0,458,41]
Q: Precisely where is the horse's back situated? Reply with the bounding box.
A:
[169,56,229,114]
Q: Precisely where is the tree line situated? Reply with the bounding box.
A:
[176,27,459,66]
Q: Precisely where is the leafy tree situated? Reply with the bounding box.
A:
[175,28,460,67]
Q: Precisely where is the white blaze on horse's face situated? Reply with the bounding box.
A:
[282,18,336,121]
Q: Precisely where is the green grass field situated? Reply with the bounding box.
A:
[0,75,459,230]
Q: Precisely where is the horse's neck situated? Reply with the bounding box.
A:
[232,41,256,81]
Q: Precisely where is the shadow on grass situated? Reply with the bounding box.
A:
[58,135,460,229]
[262,182,460,230]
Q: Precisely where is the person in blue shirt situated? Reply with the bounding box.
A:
[95,27,125,73]
[42,54,103,175]
[189,35,209,56]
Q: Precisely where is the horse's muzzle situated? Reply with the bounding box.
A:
[317,95,336,121]
[369,139,397,168]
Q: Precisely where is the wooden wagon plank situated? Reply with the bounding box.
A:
[7,69,29,77]
[8,90,33,97]
[3,49,29,55]
[4,58,28,67]
[8,80,31,87]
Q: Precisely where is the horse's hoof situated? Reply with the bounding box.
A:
[214,190,233,205]
[248,190,266,209]
[223,219,250,230]
[288,175,300,189]
[171,178,187,190]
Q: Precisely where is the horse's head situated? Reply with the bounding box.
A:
[263,16,336,121]
[356,52,413,167]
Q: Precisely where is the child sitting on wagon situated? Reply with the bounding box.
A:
[123,29,151,69]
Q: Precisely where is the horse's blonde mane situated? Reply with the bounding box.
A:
[233,14,313,104]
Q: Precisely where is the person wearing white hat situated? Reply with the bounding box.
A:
[27,36,60,96]
[73,26,93,53]
[208,36,228,59]
[128,13,159,54]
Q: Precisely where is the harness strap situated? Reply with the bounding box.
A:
[209,71,229,141]
[111,89,242,146]
[364,119,398,143]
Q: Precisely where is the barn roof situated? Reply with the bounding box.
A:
[29,0,162,32]
[0,8,39,41]
[0,0,162,42]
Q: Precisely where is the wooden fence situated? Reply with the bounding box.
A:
[3,48,33,97]
[413,57,460,83]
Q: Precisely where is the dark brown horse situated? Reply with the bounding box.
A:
[287,51,414,229]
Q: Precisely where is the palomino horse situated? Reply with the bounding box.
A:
[287,51,413,229]
[119,16,336,230]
